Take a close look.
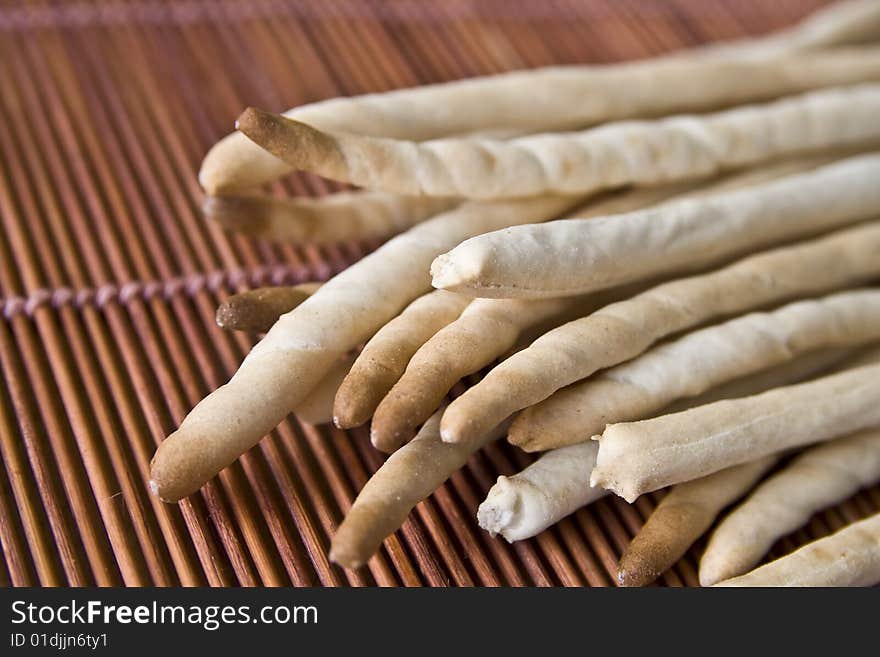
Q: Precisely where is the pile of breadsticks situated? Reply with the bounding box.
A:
[151,0,880,586]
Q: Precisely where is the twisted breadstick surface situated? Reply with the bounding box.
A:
[201,1,880,194]
[592,362,880,502]
[238,85,880,199]
[510,288,880,450]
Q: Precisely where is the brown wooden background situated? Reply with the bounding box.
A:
[2,0,879,587]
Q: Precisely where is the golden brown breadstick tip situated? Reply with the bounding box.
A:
[203,192,457,245]
[236,108,348,179]
[203,195,270,235]
[329,410,505,569]
[216,283,321,333]
[333,290,470,429]
[617,457,778,587]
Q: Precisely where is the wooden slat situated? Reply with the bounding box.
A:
[1,0,876,589]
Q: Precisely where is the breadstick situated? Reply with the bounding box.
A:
[204,192,457,245]
[510,289,880,451]
[215,283,321,333]
[329,410,506,569]
[366,177,720,451]
[714,512,880,587]
[477,344,861,549]
[477,441,608,543]
[333,290,471,429]
[618,456,779,588]
[618,347,879,586]
[662,344,880,414]
[439,218,880,446]
[238,85,880,199]
[216,283,354,423]
[293,353,357,426]
[201,30,880,194]
[149,194,584,502]
[591,362,880,502]
[615,347,880,586]
[742,0,880,54]
[516,346,862,453]
[432,152,880,298]
[700,427,880,586]
[365,156,830,450]
[369,295,594,453]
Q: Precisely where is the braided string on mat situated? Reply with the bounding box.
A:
[0,265,337,321]
[1,0,878,587]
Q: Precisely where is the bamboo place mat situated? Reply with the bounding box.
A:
[2,0,879,588]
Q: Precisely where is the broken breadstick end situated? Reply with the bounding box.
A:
[430,250,484,294]
[476,476,520,541]
[589,434,635,499]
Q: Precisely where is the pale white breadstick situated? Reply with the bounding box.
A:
[477,441,607,543]
[714,512,880,587]
[661,345,880,414]
[622,353,879,585]
[618,457,779,587]
[509,289,880,451]
[591,362,880,502]
[333,290,471,429]
[477,345,864,548]
[366,178,711,452]
[358,164,760,441]
[204,192,458,244]
[201,21,880,194]
[329,411,507,569]
[293,353,358,426]
[150,194,584,502]
[516,346,863,453]
[375,153,818,449]
[737,0,880,54]
[701,427,880,586]
[239,85,880,199]
[432,152,880,298]
[439,218,880,446]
